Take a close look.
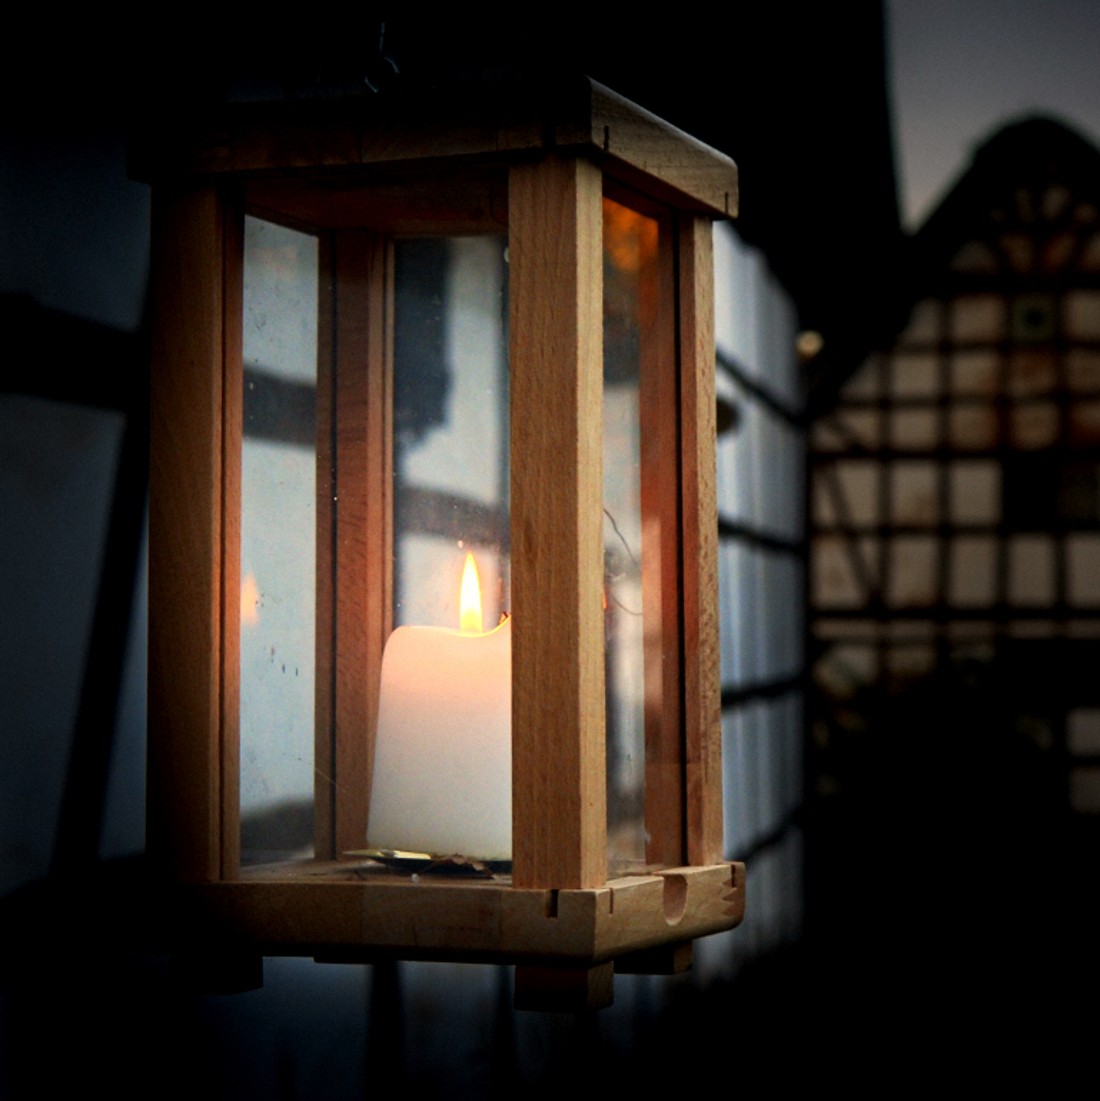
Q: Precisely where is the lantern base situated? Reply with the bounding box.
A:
[181,859,743,979]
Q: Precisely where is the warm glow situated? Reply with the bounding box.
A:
[459,552,483,634]
[603,198,658,274]
[796,329,825,362]
[241,572,260,625]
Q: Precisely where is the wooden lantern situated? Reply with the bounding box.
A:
[138,74,744,1010]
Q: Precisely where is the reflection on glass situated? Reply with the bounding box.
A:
[371,236,510,861]
[240,216,318,864]
[392,236,510,629]
[603,198,656,871]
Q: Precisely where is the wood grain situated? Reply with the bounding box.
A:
[316,231,393,857]
[678,214,725,865]
[190,859,745,965]
[586,82,738,219]
[131,77,737,220]
[333,237,375,857]
[509,157,608,889]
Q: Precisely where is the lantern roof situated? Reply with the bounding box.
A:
[130,73,738,221]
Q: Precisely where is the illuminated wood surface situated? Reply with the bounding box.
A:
[194,860,744,967]
[132,77,737,221]
[678,213,724,865]
[316,231,393,858]
[509,156,608,890]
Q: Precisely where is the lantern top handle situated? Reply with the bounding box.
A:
[129,72,738,220]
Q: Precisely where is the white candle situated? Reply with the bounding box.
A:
[367,555,512,860]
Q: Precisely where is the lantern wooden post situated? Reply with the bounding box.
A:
[147,183,242,884]
[509,156,608,892]
[678,212,724,866]
[315,231,394,859]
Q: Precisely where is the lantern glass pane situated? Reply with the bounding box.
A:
[603,198,655,871]
[239,215,318,864]
[368,235,511,862]
[392,236,510,627]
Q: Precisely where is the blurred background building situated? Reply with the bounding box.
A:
[807,109,1100,1031]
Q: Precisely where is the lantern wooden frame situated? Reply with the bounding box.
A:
[138,75,743,1009]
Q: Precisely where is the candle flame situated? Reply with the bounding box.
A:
[459,552,483,634]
